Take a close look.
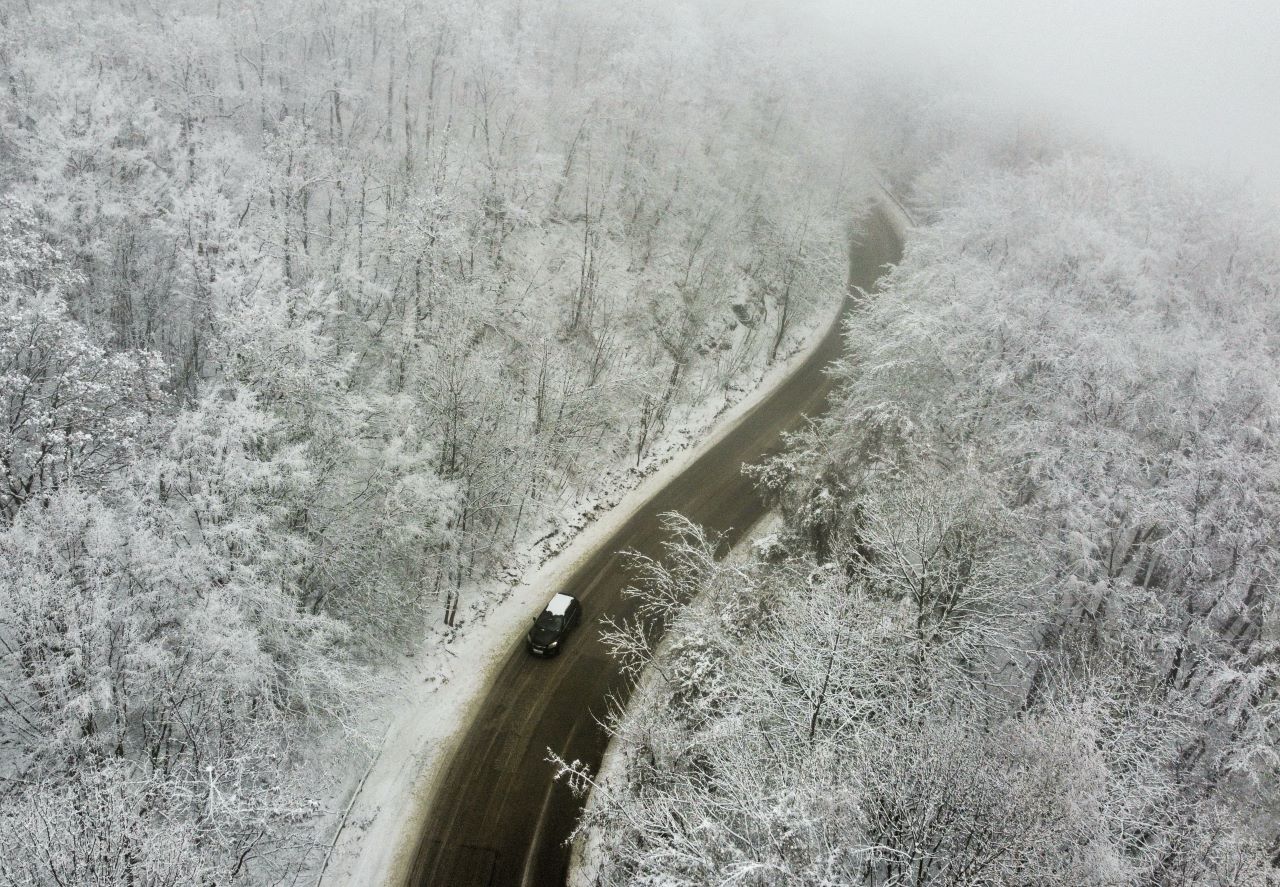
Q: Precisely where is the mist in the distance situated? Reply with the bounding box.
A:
[808,0,1280,199]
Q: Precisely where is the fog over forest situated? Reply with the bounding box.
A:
[814,0,1280,198]
[0,0,1276,885]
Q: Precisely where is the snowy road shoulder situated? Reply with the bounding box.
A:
[313,286,848,887]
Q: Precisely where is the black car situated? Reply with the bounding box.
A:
[526,593,582,656]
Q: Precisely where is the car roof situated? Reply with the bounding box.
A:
[544,593,576,616]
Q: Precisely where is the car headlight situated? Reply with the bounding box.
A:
[548,641,559,648]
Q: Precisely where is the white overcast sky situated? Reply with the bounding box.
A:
[803,0,1280,198]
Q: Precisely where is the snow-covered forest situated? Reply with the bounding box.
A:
[0,0,864,880]
[574,106,1280,882]
[4,0,1278,883]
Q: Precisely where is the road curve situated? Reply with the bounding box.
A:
[406,206,904,887]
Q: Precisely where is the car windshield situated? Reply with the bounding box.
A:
[535,612,564,631]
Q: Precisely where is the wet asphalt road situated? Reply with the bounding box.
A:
[407,207,903,887]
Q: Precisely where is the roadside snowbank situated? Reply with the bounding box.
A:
[311,286,847,887]
[875,180,915,243]
[565,192,909,887]
[566,510,785,887]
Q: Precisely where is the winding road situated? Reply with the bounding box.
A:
[406,206,903,887]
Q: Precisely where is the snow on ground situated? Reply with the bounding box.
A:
[308,291,846,887]
[566,192,911,887]
[567,509,786,887]
[876,178,917,238]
